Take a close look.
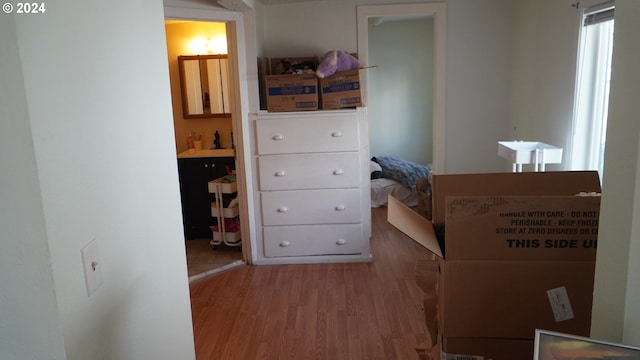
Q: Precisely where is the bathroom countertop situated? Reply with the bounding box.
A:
[177,149,235,159]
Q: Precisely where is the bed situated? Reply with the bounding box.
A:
[369,156,432,208]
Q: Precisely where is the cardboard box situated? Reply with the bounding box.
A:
[258,57,270,110]
[429,171,601,226]
[442,337,534,360]
[265,74,318,112]
[417,177,432,219]
[388,171,602,360]
[269,56,319,75]
[319,69,362,109]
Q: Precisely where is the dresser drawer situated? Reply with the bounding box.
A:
[263,224,365,257]
[258,152,360,190]
[261,189,361,225]
[256,115,359,154]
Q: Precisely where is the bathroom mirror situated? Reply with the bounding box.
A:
[178,54,231,119]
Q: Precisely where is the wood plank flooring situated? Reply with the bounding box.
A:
[189,206,437,360]
[186,238,243,277]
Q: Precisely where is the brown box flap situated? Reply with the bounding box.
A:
[387,195,443,258]
[432,171,601,226]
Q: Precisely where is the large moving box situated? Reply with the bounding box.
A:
[387,171,602,360]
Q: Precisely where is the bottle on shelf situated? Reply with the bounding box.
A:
[214,130,221,149]
[187,132,195,150]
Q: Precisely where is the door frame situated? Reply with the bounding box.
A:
[357,3,447,174]
[164,5,258,264]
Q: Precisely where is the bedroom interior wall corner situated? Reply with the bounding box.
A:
[357,3,446,174]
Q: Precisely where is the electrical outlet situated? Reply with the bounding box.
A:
[81,238,103,296]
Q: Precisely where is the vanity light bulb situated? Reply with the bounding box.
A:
[188,37,208,55]
[206,36,227,55]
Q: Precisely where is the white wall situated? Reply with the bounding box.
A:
[0,16,67,360]
[262,0,359,57]
[511,0,580,172]
[445,0,519,173]
[4,0,197,358]
[368,18,433,166]
[262,0,515,173]
[591,0,640,345]
[254,1,266,56]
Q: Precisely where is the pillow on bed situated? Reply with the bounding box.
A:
[370,160,382,179]
[373,156,431,188]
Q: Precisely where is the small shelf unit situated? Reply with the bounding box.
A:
[208,175,241,249]
[498,141,563,172]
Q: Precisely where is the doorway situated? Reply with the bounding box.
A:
[367,17,433,166]
[164,6,253,281]
[357,3,447,174]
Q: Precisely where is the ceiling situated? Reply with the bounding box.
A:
[258,0,323,4]
[215,0,431,23]
[253,1,431,23]
[212,0,321,10]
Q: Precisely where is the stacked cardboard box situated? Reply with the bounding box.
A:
[264,74,318,112]
[388,171,602,360]
[319,69,362,109]
[264,57,319,112]
[263,55,363,111]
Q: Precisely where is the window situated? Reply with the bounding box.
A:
[570,0,615,181]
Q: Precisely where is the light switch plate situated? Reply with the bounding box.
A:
[81,238,103,296]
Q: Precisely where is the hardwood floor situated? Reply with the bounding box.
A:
[186,238,244,278]
[189,206,437,359]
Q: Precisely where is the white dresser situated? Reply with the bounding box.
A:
[251,108,371,264]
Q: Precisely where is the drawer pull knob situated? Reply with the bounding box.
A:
[333,169,344,175]
[335,205,345,211]
[275,171,286,177]
[277,207,288,213]
[336,239,346,245]
[331,131,343,138]
[280,241,291,247]
[273,134,284,141]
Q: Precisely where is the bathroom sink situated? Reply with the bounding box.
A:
[177,148,235,159]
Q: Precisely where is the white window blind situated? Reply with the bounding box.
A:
[584,1,615,25]
[570,1,615,181]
